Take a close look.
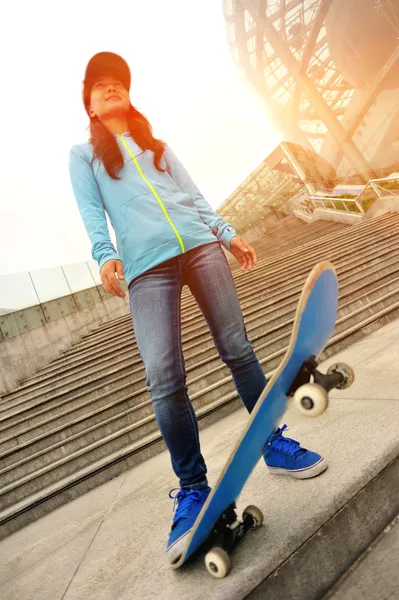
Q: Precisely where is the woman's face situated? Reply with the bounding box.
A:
[89,77,130,120]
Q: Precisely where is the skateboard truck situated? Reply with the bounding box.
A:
[289,356,355,417]
[203,502,264,578]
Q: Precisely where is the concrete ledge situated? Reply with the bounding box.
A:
[313,208,363,224]
[0,293,130,397]
[324,513,399,599]
[247,455,399,600]
[292,209,313,223]
[363,195,399,219]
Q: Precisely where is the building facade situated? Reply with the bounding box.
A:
[219,1,399,231]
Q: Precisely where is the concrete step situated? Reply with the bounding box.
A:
[322,513,399,600]
[4,220,399,426]
[55,216,399,344]
[50,215,396,348]
[6,214,399,394]
[5,262,398,409]
[17,221,359,354]
[3,231,399,409]
[3,276,399,476]
[2,240,399,428]
[1,282,399,519]
[227,218,348,264]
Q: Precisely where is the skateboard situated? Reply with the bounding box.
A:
[171,261,354,578]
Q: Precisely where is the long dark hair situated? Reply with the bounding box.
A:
[89,105,166,179]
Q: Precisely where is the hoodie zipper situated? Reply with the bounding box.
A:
[119,135,185,254]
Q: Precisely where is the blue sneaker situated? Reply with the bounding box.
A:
[263,425,327,479]
[166,486,211,564]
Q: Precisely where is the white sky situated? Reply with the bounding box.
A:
[0,0,280,278]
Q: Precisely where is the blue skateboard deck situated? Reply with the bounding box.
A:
[171,261,339,571]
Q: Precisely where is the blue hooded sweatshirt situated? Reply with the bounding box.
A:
[69,133,237,288]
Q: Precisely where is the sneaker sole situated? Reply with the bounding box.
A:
[267,457,328,479]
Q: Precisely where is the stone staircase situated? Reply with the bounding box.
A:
[1,213,399,539]
[225,214,343,264]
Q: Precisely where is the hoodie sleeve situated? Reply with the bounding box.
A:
[163,145,237,250]
[69,145,121,270]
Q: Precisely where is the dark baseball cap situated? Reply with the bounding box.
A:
[82,52,131,113]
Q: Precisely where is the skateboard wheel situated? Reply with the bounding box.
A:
[327,363,355,390]
[205,547,231,578]
[294,383,328,417]
[243,505,264,529]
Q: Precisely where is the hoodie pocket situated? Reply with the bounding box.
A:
[121,193,177,263]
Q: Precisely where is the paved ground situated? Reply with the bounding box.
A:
[325,514,399,600]
[1,320,399,600]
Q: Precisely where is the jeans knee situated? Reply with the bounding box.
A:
[218,330,254,365]
[144,359,187,402]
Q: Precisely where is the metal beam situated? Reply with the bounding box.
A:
[298,0,332,77]
[333,44,399,168]
[255,8,373,179]
[280,142,316,194]
[345,45,399,142]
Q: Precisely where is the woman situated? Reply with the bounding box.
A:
[69,52,327,564]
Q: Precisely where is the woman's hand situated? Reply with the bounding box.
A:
[229,236,257,272]
[100,259,126,298]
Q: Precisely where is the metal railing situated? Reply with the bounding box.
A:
[292,203,313,217]
[357,175,399,212]
[293,175,399,217]
[309,196,364,214]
